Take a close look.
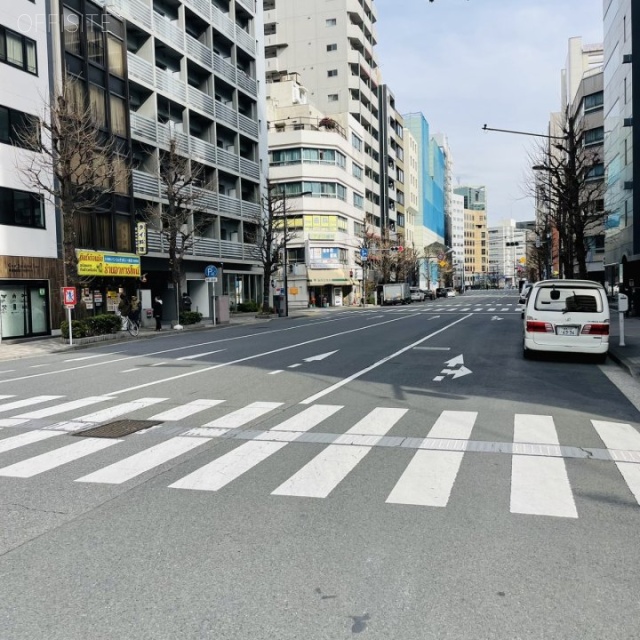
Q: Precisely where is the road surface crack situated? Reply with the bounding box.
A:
[1,502,68,515]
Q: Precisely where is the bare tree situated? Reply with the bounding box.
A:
[17,78,117,290]
[244,182,296,314]
[142,138,208,321]
[529,108,606,279]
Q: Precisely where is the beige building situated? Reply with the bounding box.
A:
[267,76,368,308]
[456,186,487,287]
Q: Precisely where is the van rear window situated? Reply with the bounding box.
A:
[533,287,603,313]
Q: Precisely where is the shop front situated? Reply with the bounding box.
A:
[307,268,354,307]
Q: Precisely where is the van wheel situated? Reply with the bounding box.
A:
[594,353,608,364]
[523,345,532,360]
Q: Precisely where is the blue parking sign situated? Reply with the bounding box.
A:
[204,265,218,278]
[360,248,368,260]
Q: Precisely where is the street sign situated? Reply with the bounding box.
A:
[205,265,218,278]
[205,277,218,284]
[62,287,76,307]
[360,248,368,260]
[135,222,148,255]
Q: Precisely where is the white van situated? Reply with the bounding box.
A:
[522,279,609,361]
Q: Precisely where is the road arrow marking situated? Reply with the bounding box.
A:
[428,315,441,320]
[491,315,504,321]
[444,354,464,367]
[303,350,339,363]
[444,365,472,379]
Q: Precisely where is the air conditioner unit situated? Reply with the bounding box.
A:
[624,181,633,190]
[623,117,633,127]
[623,54,632,64]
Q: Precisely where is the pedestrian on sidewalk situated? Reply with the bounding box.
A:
[153,296,163,331]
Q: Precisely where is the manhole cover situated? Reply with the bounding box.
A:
[73,420,162,438]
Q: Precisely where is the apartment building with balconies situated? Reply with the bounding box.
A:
[262,0,383,237]
[603,0,637,291]
[267,75,368,308]
[0,1,58,338]
[106,0,265,318]
[455,185,487,287]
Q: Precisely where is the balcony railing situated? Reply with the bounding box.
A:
[235,27,256,55]
[236,0,255,14]
[148,229,259,262]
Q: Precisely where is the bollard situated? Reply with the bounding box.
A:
[618,293,628,347]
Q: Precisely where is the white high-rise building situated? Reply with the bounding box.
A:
[0,1,58,338]
[488,219,528,289]
[263,0,382,234]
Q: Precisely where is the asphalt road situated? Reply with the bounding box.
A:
[0,290,639,639]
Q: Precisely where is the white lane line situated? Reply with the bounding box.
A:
[65,352,124,362]
[592,420,640,506]
[14,396,113,420]
[0,430,63,454]
[423,411,477,441]
[0,419,29,427]
[150,362,166,367]
[273,408,406,498]
[592,420,640,451]
[288,364,302,369]
[122,368,140,373]
[0,396,62,414]
[202,401,283,429]
[170,441,287,492]
[103,314,423,397]
[510,455,577,518]
[386,450,464,507]
[148,399,224,422]
[268,370,283,375]
[514,415,559,446]
[0,438,120,478]
[175,350,225,361]
[413,347,451,351]
[300,314,472,405]
[173,405,342,492]
[0,314,403,387]
[77,436,211,484]
[0,396,16,402]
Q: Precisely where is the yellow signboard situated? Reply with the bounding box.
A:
[519,257,526,264]
[76,250,141,278]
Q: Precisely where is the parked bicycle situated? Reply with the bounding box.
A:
[123,315,139,337]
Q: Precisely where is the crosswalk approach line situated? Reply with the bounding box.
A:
[592,420,640,506]
[510,415,577,518]
[272,408,407,498]
[0,396,63,414]
[0,430,63,454]
[386,411,477,507]
[170,404,342,492]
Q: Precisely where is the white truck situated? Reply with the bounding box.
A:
[382,283,411,305]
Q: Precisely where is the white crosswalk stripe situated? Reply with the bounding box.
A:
[0,437,120,478]
[386,411,477,507]
[171,404,342,492]
[0,396,637,518]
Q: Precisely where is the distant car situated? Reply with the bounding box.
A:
[522,279,609,362]
[410,287,425,302]
[436,288,447,298]
[445,288,456,298]
[422,289,436,300]
[518,283,533,305]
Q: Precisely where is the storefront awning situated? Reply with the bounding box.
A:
[307,269,350,286]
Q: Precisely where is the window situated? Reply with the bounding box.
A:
[86,16,104,66]
[584,91,604,112]
[0,187,44,228]
[326,18,337,27]
[0,106,39,149]
[112,155,129,194]
[586,163,605,180]
[110,95,127,136]
[584,126,604,146]
[0,26,37,74]
[327,69,338,77]
[352,162,363,180]
[353,193,364,209]
[326,43,337,52]
[89,85,107,127]
[351,133,362,151]
[63,8,82,57]
[328,94,339,102]
[115,216,132,252]
[107,34,124,76]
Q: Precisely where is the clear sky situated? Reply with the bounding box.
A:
[374,0,604,223]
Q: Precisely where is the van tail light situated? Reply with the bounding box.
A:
[581,323,609,336]
[526,321,554,333]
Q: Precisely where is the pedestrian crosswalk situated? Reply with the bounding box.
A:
[0,393,639,519]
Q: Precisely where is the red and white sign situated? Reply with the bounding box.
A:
[62,287,76,307]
